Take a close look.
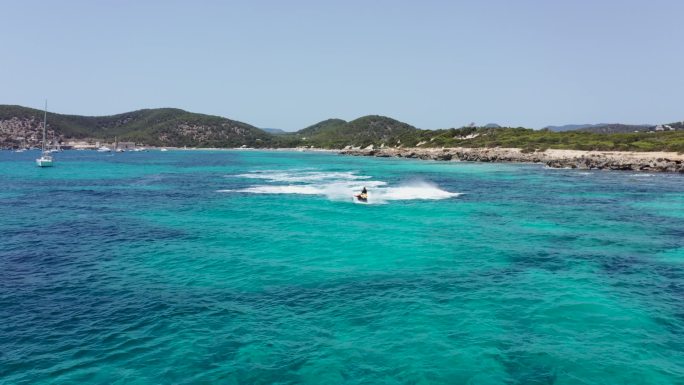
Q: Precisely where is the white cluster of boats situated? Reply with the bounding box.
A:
[95,146,149,153]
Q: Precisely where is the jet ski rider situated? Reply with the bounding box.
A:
[357,186,368,201]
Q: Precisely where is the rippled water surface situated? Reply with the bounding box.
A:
[1,150,683,384]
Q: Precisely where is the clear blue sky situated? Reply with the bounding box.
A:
[2,0,682,130]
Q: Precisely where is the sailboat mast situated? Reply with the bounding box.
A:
[42,100,47,152]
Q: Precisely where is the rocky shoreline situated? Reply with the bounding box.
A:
[340,147,684,173]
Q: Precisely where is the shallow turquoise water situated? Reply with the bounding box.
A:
[1,149,683,384]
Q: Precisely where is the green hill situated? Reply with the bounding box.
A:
[297,118,347,137]
[1,104,682,152]
[0,105,272,148]
[289,115,420,148]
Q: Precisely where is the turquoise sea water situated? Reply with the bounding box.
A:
[1,149,683,384]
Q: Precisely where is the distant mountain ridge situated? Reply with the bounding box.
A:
[545,124,605,132]
[1,104,682,152]
[0,106,421,149]
[261,128,288,135]
[576,124,654,134]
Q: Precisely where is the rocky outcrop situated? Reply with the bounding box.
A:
[0,117,59,148]
[340,147,684,173]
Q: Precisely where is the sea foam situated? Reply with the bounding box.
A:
[221,170,459,203]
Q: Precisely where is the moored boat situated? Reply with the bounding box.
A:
[36,100,54,168]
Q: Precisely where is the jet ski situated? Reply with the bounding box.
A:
[354,187,369,203]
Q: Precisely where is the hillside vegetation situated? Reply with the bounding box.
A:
[1,105,682,152]
[576,124,653,134]
[423,126,684,153]
[546,123,653,133]
[0,105,272,147]
[278,115,420,148]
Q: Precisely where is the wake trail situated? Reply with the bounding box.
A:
[219,170,460,204]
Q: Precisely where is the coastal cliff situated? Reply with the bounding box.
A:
[340,147,684,173]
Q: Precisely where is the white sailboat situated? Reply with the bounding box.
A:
[36,100,54,167]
